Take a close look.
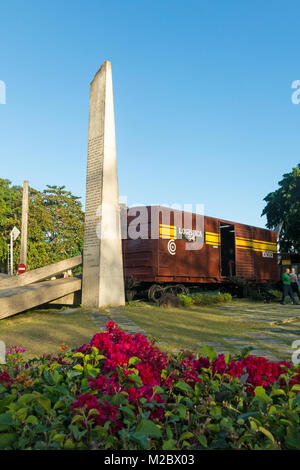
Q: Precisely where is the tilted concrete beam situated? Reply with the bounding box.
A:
[0,277,82,320]
[0,255,82,290]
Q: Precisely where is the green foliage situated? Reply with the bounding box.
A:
[268,290,282,300]
[0,344,300,450]
[177,294,195,307]
[178,292,232,307]
[0,180,84,271]
[262,164,300,252]
[0,179,22,266]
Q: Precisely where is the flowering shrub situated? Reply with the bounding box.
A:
[6,345,26,367]
[0,322,300,450]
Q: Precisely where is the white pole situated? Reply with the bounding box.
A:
[7,243,9,275]
[10,232,13,276]
[20,180,28,266]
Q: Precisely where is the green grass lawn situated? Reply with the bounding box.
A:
[123,300,279,353]
[0,299,299,361]
[0,307,99,359]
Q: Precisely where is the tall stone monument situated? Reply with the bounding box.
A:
[82,61,125,307]
[20,180,29,266]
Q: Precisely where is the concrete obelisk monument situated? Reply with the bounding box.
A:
[82,61,125,307]
[20,180,29,266]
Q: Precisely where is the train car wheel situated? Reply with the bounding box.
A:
[163,285,177,295]
[126,289,136,301]
[148,284,164,303]
[175,284,189,295]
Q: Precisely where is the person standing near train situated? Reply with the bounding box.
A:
[228,249,235,277]
[290,268,299,297]
[281,267,297,305]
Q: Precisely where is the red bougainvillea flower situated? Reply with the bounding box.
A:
[72,393,121,431]
[0,371,13,387]
[71,321,299,432]
[126,385,166,420]
[72,393,100,414]
[210,354,295,393]
[89,322,169,384]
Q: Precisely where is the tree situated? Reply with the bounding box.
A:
[0,181,84,271]
[262,165,300,252]
[0,179,22,270]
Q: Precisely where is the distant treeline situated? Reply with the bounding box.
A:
[0,179,84,272]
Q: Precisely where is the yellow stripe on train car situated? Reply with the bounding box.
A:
[159,224,177,239]
[236,237,277,252]
[205,232,220,245]
[236,236,276,248]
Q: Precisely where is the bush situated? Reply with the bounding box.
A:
[177,294,195,307]
[268,290,282,300]
[0,323,300,450]
[178,292,232,307]
[268,289,300,303]
[193,293,232,305]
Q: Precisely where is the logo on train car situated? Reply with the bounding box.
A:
[167,239,176,255]
[177,227,203,242]
[262,252,274,258]
[159,224,204,243]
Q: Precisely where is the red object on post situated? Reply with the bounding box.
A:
[17,264,26,275]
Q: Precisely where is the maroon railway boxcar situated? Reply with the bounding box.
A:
[122,206,278,301]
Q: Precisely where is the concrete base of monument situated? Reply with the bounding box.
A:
[50,290,82,306]
[0,277,81,320]
[82,273,125,308]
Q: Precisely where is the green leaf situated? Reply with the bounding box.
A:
[0,413,14,426]
[0,395,15,413]
[285,426,300,449]
[209,406,222,420]
[37,397,51,413]
[0,433,17,450]
[54,399,67,410]
[87,408,100,418]
[134,419,162,438]
[128,357,142,366]
[120,406,135,420]
[270,389,286,397]
[174,381,193,393]
[238,411,259,421]
[198,434,207,448]
[203,345,217,363]
[224,352,231,365]
[52,433,66,447]
[254,386,271,403]
[127,374,143,387]
[220,417,233,431]
[290,393,300,409]
[71,414,84,424]
[152,385,165,395]
[17,393,37,406]
[69,424,81,441]
[258,426,276,444]
[179,431,194,442]
[64,438,75,450]
[162,439,176,450]
[176,403,187,419]
[26,415,39,426]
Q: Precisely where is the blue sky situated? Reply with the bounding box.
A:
[0,0,299,228]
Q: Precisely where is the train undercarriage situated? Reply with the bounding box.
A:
[125,277,278,304]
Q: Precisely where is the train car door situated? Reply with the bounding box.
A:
[220,223,236,277]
